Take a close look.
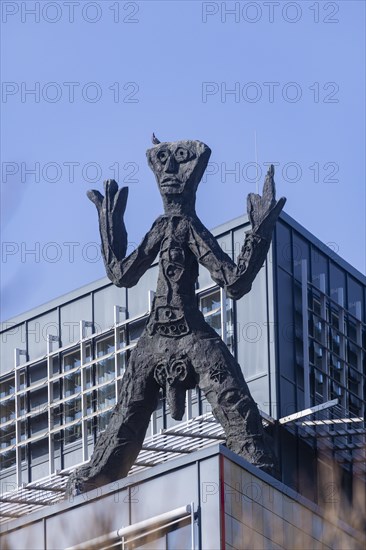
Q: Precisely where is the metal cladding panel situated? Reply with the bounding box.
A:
[197,264,213,289]
[221,453,364,550]
[247,375,270,414]
[198,231,233,290]
[126,263,159,318]
[0,321,26,375]
[1,520,44,550]
[237,264,269,377]
[93,284,126,333]
[199,455,221,549]
[236,260,274,415]
[1,447,364,549]
[46,491,129,549]
[60,296,92,346]
[232,226,249,261]
[216,232,233,260]
[27,309,59,361]
[130,463,197,524]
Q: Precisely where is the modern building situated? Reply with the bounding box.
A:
[1,212,365,548]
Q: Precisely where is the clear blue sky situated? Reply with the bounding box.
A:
[1,0,365,322]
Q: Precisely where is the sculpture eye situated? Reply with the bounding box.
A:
[157,150,169,163]
[174,147,189,163]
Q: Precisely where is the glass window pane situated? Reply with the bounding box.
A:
[0,398,15,423]
[346,318,358,343]
[30,437,48,460]
[52,355,60,376]
[348,394,362,416]
[275,221,292,273]
[86,366,93,389]
[117,351,127,377]
[200,291,222,337]
[205,312,221,334]
[329,263,346,305]
[85,344,92,362]
[313,368,325,398]
[347,276,363,320]
[0,376,15,398]
[29,387,48,411]
[52,406,62,427]
[0,450,16,469]
[0,425,16,448]
[86,392,94,415]
[29,361,47,385]
[96,336,115,357]
[52,381,60,401]
[87,418,95,437]
[64,398,82,423]
[97,410,112,432]
[64,423,82,445]
[63,350,81,372]
[119,328,127,349]
[96,357,115,385]
[30,412,48,435]
[311,247,329,292]
[129,320,145,344]
[64,370,81,397]
[19,395,27,417]
[97,384,115,410]
[347,341,359,369]
[293,233,310,281]
[200,290,220,315]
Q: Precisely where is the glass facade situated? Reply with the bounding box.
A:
[0,212,365,512]
[274,218,366,490]
[274,219,366,419]
[0,286,232,487]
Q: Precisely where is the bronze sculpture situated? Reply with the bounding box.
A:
[66,138,286,495]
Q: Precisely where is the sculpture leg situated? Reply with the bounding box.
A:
[191,335,276,473]
[66,341,159,496]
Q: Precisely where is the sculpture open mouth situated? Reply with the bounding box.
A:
[160,177,181,186]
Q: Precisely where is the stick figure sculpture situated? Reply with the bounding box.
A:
[67,138,286,495]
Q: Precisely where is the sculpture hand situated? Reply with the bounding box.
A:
[87,180,128,262]
[247,165,286,241]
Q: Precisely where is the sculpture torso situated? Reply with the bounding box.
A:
[147,215,202,338]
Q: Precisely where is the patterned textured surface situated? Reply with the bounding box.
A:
[67,140,285,495]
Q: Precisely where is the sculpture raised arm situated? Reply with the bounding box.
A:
[188,165,286,299]
[87,179,165,288]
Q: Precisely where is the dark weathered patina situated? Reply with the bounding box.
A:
[66,138,286,495]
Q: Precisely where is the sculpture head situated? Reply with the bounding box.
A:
[146,139,211,205]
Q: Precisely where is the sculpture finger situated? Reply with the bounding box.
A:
[103,179,119,204]
[247,192,262,227]
[262,164,276,208]
[113,186,129,215]
[273,196,286,218]
[262,196,287,230]
[247,193,261,212]
[86,189,103,210]
[255,196,287,240]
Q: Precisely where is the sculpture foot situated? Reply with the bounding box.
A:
[227,434,279,478]
[65,464,112,498]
